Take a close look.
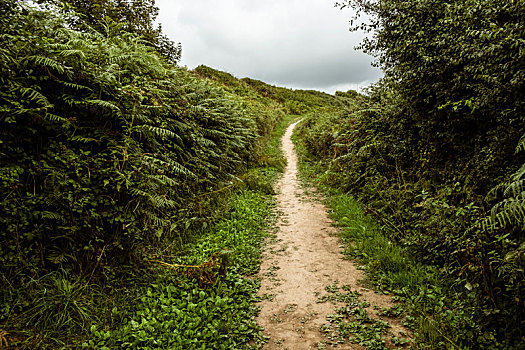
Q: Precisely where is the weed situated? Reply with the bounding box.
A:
[284,304,298,313]
[271,313,283,323]
[25,270,97,333]
[376,305,404,318]
[316,341,327,349]
[301,311,318,324]
[264,265,280,277]
[317,282,395,348]
[259,293,276,301]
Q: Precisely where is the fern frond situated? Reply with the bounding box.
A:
[70,135,100,143]
[199,137,217,148]
[490,195,525,229]
[0,46,15,66]
[48,43,72,51]
[26,55,66,74]
[41,211,63,221]
[58,49,85,59]
[108,53,133,65]
[145,212,167,228]
[353,107,382,115]
[169,120,190,132]
[169,161,195,178]
[202,128,229,140]
[134,125,177,140]
[504,178,525,197]
[477,160,525,232]
[149,195,177,209]
[334,153,355,164]
[143,174,178,187]
[59,81,92,91]
[131,113,150,124]
[44,113,70,125]
[21,87,53,108]
[86,99,121,115]
[142,155,195,178]
[205,148,220,159]
[516,133,525,153]
[67,38,94,50]
[190,105,207,114]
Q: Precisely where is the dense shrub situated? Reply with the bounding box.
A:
[0,2,274,315]
[300,0,525,346]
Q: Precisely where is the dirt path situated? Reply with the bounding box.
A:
[256,121,408,349]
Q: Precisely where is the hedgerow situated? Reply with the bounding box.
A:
[0,2,284,341]
[299,0,524,346]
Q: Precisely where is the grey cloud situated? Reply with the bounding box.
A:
[155,0,382,93]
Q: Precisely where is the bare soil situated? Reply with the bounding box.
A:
[256,121,408,349]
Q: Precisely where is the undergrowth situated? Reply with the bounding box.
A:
[83,190,272,350]
[0,1,333,346]
[292,130,508,349]
[2,113,296,348]
[80,116,297,349]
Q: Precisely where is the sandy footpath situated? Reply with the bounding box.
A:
[256,121,407,349]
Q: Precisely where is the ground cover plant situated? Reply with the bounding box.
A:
[296,0,524,347]
[83,190,272,349]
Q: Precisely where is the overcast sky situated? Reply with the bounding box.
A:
[155,0,382,94]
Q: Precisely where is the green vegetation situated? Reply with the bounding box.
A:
[0,1,333,348]
[43,0,182,63]
[317,282,406,349]
[84,190,271,349]
[2,0,522,348]
[297,0,525,348]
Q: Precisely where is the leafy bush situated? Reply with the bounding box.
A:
[296,3,525,346]
[0,3,287,342]
[84,191,271,349]
[338,0,525,188]
[299,91,524,346]
[298,1,525,340]
[0,1,261,278]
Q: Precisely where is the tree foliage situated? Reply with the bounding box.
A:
[340,0,525,188]
[300,0,525,347]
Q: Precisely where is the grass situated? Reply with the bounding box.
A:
[241,114,300,194]
[84,190,272,349]
[291,129,501,349]
[256,114,300,170]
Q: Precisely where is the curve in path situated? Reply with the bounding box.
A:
[256,121,407,349]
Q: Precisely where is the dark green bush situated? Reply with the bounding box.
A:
[0,1,274,321]
[299,0,525,343]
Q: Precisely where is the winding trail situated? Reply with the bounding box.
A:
[256,121,407,349]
